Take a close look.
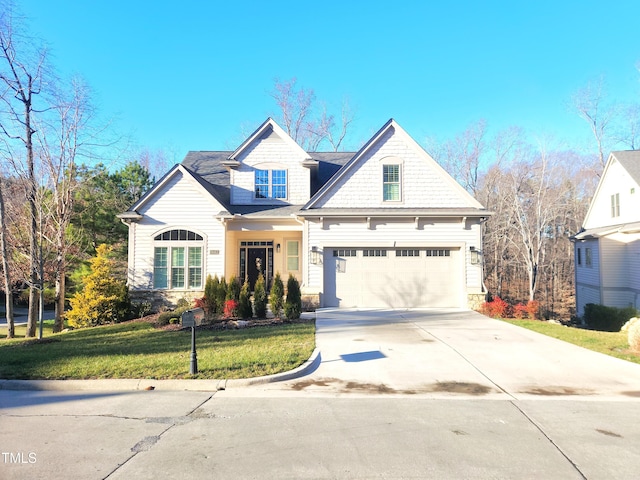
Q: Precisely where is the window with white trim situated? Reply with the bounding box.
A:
[153,230,203,289]
[255,169,287,199]
[363,249,387,257]
[287,240,299,271]
[383,164,401,201]
[611,193,620,217]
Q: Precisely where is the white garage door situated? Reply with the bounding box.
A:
[323,247,461,308]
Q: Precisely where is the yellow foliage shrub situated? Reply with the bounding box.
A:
[66,244,130,328]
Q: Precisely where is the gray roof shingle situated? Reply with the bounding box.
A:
[612,150,640,185]
[180,150,354,216]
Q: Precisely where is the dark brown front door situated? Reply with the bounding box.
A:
[246,247,266,290]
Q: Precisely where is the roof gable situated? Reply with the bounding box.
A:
[583,151,640,229]
[126,164,227,215]
[228,117,311,162]
[304,119,484,211]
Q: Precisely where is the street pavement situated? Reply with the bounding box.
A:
[1,308,640,479]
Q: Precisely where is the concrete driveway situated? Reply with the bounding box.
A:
[241,308,640,399]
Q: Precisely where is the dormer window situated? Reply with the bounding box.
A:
[255,169,287,199]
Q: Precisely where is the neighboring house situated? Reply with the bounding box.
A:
[118,118,491,309]
[572,150,640,317]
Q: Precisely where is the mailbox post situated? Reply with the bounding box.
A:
[181,308,204,375]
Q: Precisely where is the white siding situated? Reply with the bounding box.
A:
[231,134,310,205]
[575,239,601,316]
[130,171,226,290]
[628,238,640,310]
[313,127,474,209]
[305,216,484,306]
[584,159,640,229]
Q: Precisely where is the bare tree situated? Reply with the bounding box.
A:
[0,3,50,336]
[270,77,354,151]
[36,78,94,332]
[572,76,619,167]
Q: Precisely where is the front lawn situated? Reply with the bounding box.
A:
[0,320,315,380]
[502,318,640,365]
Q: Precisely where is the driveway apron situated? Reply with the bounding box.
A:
[283,308,640,399]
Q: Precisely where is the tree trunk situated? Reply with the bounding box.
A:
[54,247,65,333]
[0,179,14,338]
[26,99,39,338]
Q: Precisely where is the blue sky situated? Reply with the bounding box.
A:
[18,0,640,164]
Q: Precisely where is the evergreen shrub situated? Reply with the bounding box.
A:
[284,274,302,320]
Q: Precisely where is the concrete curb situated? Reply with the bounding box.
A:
[0,347,321,392]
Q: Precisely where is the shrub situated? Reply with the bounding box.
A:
[269,272,284,318]
[156,305,191,326]
[583,303,639,332]
[238,278,253,319]
[132,301,152,319]
[513,303,528,319]
[196,275,218,317]
[226,276,241,302]
[66,244,132,328]
[253,273,267,318]
[284,274,302,320]
[223,299,238,319]
[480,296,511,318]
[215,276,227,314]
[526,300,540,320]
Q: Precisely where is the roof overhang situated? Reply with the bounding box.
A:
[572,222,640,240]
[116,211,143,223]
[297,208,493,219]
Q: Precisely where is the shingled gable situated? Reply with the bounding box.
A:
[119,163,227,219]
[301,118,484,214]
[227,117,313,164]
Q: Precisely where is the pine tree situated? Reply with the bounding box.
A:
[269,272,284,318]
[253,273,267,318]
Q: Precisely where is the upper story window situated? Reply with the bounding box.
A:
[611,193,620,217]
[383,164,401,201]
[255,169,287,199]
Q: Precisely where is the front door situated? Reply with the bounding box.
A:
[247,247,266,290]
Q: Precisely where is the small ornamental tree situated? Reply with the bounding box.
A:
[238,278,253,319]
[253,273,267,318]
[284,274,302,320]
[269,272,284,318]
[66,244,131,328]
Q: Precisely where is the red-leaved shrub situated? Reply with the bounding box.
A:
[513,303,528,319]
[480,296,512,318]
[223,299,238,319]
[526,300,540,320]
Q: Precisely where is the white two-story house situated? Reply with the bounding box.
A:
[118,118,491,309]
[573,150,640,317]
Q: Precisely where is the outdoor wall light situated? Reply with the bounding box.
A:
[310,246,320,265]
[470,246,481,265]
[276,243,281,253]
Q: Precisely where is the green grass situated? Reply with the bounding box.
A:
[502,318,640,365]
[0,320,315,380]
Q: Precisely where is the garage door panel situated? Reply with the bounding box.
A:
[323,247,461,308]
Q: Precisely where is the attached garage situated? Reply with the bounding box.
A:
[322,247,462,308]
